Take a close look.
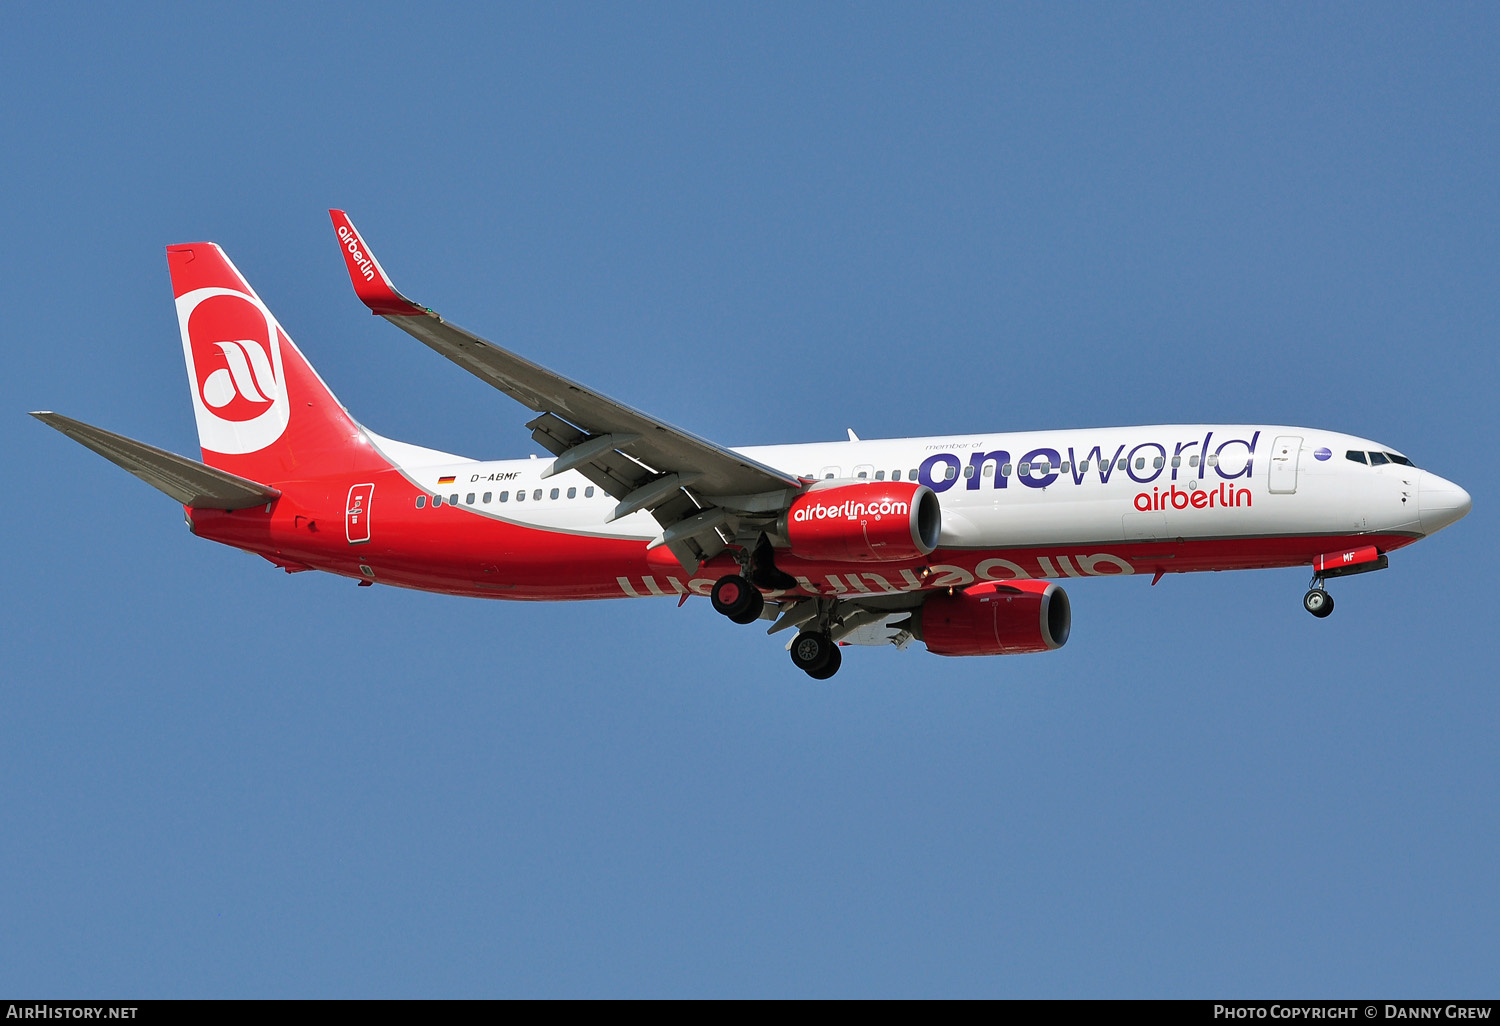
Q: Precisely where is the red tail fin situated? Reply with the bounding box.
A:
[168,243,387,483]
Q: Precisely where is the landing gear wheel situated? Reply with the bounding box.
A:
[712,575,764,624]
[790,630,836,675]
[1303,588,1334,618]
[806,644,842,680]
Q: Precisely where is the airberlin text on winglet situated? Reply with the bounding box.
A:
[335,224,377,282]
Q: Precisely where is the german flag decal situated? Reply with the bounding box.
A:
[437,475,456,484]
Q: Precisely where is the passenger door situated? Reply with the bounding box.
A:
[1268,436,1302,494]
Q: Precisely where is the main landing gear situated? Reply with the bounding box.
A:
[709,569,846,679]
[710,574,764,624]
[711,539,845,678]
[790,628,841,680]
[1303,577,1334,619]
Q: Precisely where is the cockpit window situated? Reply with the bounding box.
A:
[1367,452,1390,466]
[1346,450,1367,464]
[1385,452,1415,467]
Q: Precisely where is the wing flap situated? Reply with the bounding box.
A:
[32,412,281,510]
[526,412,655,499]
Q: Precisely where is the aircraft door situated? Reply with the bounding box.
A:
[346,482,374,544]
[1268,436,1302,494]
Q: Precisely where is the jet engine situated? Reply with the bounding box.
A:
[779,482,941,563]
[912,580,1071,656]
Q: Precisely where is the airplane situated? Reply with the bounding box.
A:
[32,211,1472,678]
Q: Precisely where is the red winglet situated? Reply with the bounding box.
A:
[328,209,426,316]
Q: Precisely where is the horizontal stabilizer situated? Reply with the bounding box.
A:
[31,412,281,510]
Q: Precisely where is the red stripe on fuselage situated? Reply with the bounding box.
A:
[188,468,1418,600]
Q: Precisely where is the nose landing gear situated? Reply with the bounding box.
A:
[1303,577,1334,618]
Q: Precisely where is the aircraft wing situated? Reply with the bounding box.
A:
[330,211,804,569]
[32,412,281,510]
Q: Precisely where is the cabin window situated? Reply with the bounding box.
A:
[909,469,918,480]
[585,487,595,497]
[515,490,525,502]
[449,493,459,505]
[982,465,994,477]
[1034,459,1050,472]
[1207,455,1219,467]
[550,488,560,500]
[857,471,868,479]
[482,492,492,503]
[534,489,543,500]
[1078,460,1090,473]
[1001,463,1012,477]
[945,465,957,480]
[1135,458,1145,470]
[1170,456,1181,468]
[891,470,901,481]
[1346,450,1367,465]
[1368,451,1390,466]
[568,487,577,498]
[875,471,885,481]
[432,494,443,507]
[1060,461,1070,473]
[466,492,475,505]
[964,465,976,479]
[415,495,426,509]
[1189,455,1200,467]
[499,491,509,502]
[1116,458,1127,470]
[1153,457,1164,469]
[1018,462,1031,474]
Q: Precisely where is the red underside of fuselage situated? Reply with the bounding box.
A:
[187,467,1420,602]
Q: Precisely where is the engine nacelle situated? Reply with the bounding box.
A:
[914,580,1071,656]
[780,482,941,563]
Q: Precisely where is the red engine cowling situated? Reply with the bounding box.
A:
[780,482,941,563]
[915,580,1071,656]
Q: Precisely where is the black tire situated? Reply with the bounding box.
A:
[729,588,765,624]
[1303,589,1334,618]
[790,630,834,673]
[806,644,842,679]
[711,575,762,623]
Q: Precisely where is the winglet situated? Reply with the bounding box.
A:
[328,210,426,316]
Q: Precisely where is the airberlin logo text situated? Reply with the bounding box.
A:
[337,224,377,282]
[794,498,910,522]
[1134,483,1251,512]
[918,431,1260,493]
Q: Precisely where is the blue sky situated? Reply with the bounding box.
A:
[3,3,1496,997]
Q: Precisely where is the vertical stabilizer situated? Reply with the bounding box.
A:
[167,243,388,483]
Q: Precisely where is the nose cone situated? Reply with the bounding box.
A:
[1419,472,1473,535]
